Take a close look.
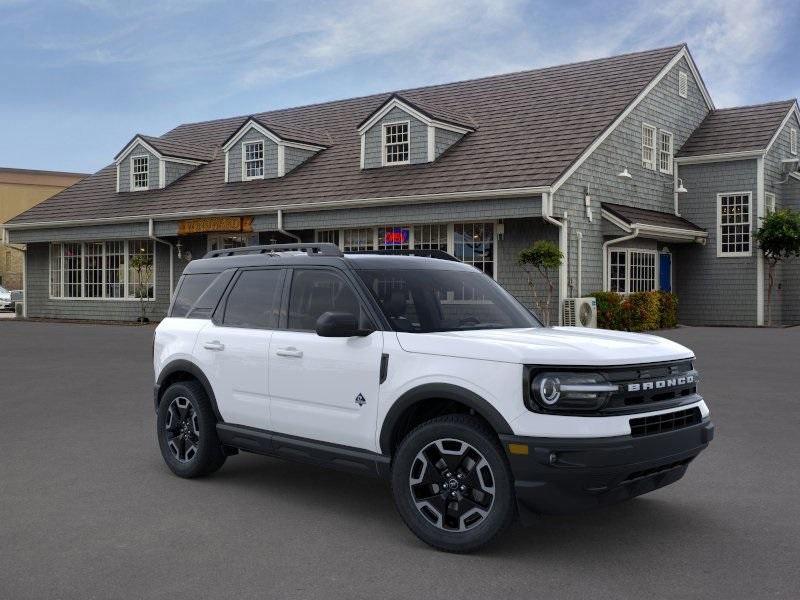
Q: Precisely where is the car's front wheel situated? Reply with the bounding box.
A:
[391,415,515,553]
[157,381,226,478]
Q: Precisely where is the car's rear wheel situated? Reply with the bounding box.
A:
[391,414,515,553]
[157,381,226,478]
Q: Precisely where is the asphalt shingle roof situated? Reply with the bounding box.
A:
[11,45,686,225]
[603,202,705,232]
[677,100,796,157]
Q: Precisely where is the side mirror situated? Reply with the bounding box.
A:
[315,311,372,337]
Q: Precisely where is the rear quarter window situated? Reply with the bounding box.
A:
[170,273,218,317]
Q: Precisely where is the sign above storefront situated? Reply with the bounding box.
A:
[177,216,254,236]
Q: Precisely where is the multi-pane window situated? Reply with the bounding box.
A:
[678,70,688,98]
[718,193,752,256]
[84,242,104,298]
[608,249,656,293]
[243,141,264,179]
[315,229,339,246]
[378,226,410,250]
[453,222,494,277]
[413,224,448,251]
[131,156,149,190]
[609,250,627,293]
[105,241,126,298]
[791,128,797,155]
[342,228,374,252]
[659,131,674,174]
[642,123,656,170]
[49,240,155,299]
[383,122,410,165]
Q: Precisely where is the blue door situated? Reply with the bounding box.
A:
[659,253,672,292]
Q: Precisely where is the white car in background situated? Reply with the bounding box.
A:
[0,285,13,311]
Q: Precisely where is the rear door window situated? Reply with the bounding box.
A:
[171,273,217,317]
[222,269,283,329]
[286,268,370,331]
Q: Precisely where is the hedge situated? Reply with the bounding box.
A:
[590,290,678,331]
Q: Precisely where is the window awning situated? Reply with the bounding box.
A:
[601,203,707,243]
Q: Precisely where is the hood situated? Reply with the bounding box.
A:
[395,327,693,366]
[0,291,10,301]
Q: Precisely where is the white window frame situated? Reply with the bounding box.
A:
[382,120,411,166]
[606,248,659,293]
[717,192,753,257]
[130,155,149,191]
[242,140,265,180]
[642,123,657,170]
[790,127,797,155]
[315,221,498,279]
[659,130,674,174]
[48,240,156,301]
[678,70,688,99]
[765,192,776,214]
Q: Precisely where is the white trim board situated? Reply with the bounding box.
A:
[551,46,714,194]
[114,135,207,167]
[675,150,764,165]
[221,119,327,153]
[764,103,800,156]
[600,208,707,242]
[4,186,551,231]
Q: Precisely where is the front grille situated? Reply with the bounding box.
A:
[629,407,702,437]
[603,360,698,412]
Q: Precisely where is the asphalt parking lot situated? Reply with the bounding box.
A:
[1,321,798,599]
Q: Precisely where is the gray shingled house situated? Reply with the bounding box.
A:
[4,44,800,326]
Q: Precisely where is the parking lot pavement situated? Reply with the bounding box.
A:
[1,321,799,599]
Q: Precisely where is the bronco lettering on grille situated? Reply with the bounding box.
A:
[627,374,695,393]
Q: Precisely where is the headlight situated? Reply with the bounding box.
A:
[530,372,618,412]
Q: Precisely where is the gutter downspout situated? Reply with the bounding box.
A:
[673,160,681,216]
[602,228,639,291]
[576,231,583,297]
[148,219,175,300]
[277,209,302,243]
[541,192,567,325]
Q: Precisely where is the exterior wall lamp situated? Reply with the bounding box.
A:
[676,178,688,193]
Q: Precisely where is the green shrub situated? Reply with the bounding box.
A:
[657,291,678,329]
[592,291,624,330]
[589,290,677,331]
[625,291,660,331]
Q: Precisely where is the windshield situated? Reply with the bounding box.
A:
[356,268,540,332]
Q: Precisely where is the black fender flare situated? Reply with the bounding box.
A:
[379,383,513,454]
[155,359,223,422]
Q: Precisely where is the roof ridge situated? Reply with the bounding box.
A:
[712,99,797,112]
[166,44,686,134]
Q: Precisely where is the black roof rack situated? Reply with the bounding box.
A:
[204,243,343,259]
[344,249,460,262]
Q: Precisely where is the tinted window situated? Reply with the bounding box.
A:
[223,269,282,329]
[356,268,539,332]
[287,269,368,331]
[171,273,217,317]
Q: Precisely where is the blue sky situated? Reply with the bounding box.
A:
[1,0,798,173]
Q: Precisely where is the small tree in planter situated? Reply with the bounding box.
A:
[755,208,800,326]
[130,250,154,323]
[518,240,563,326]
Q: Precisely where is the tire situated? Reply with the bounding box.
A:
[391,414,515,553]
[156,380,226,478]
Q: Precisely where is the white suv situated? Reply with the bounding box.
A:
[153,243,714,552]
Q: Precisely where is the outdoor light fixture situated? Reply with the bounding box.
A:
[675,178,688,193]
[176,240,183,259]
[617,167,633,180]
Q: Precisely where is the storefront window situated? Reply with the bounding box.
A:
[378,226,410,250]
[342,228,374,252]
[49,240,155,300]
[453,222,494,276]
[608,249,656,293]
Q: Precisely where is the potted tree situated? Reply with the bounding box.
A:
[518,240,563,326]
[755,208,800,326]
[129,250,154,323]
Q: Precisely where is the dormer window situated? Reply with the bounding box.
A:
[383,122,410,165]
[131,156,149,190]
[243,141,265,179]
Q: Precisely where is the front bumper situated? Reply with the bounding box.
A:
[500,417,714,515]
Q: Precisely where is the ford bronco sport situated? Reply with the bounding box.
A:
[153,243,714,552]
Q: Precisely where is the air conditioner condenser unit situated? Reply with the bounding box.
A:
[563,297,598,328]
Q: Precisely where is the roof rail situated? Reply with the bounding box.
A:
[203,243,343,259]
[344,249,460,262]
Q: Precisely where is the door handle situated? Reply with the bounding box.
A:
[275,346,303,358]
[203,340,225,351]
